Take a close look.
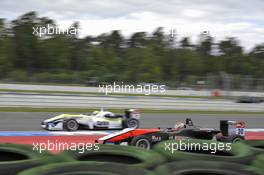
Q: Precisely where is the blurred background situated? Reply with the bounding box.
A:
[0,1,264,93]
[0,3,263,175]
[0,16,264,92]
[0,0,264,113]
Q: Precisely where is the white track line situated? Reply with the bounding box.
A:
[245,129,264,132]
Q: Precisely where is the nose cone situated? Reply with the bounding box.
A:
[45,114,64,122]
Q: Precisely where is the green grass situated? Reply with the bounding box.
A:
[0,107,263,114]
[0,88,218,99]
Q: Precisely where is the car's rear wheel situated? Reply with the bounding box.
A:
[64,119,79,131]
[125,118,139,128]
[231,136,244,143]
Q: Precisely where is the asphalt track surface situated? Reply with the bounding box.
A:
[1,92,264,111]
[1,83,264,97]
[0,112,263,131]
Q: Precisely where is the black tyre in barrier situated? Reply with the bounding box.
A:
[244,140,264,154]
[153,139,255,164]
[155,161,262,175]
[252,154,264,174]
[0,143,71,175]
[18,162,156,175]
[60,144,166,169]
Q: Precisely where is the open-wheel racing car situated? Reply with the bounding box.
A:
[41,109,140,131]
[98,118,245,149]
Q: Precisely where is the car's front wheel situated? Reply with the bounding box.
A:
[63,119,79,131]
[130,135,152,150]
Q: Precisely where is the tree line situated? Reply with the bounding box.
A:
[0,12,263,86]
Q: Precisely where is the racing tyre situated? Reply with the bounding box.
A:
[60,144,166,169]
[230,135,244,142]
[252,154,264,174]
[130,135,152,150]
[243,140,264,154]
[18,162,155,175]
[63,119,79,131]
[125,118,139,128]
[155,161,262,175]
[0,143,69,175]
[153,139,255,165]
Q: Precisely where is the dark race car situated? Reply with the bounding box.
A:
[98,118,245,149]
[236,96,264,103]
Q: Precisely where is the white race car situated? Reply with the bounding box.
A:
[41,109,140,131]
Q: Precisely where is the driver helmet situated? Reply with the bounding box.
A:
[174,121,185,131]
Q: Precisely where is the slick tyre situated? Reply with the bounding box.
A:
[63,119,79,131]
[243,140,264,154]
[124,118,139,129]
[155,161,262,175]
[229,135,245,143]
[18,162,155,175]
[154,139,255,165]
[0,143,69,175]
[130,135,152,150]
[60,144,166,169]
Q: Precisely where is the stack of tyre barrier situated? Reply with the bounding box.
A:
[0,143,72,175]
[0,140,263,175]
[153,139,264,175]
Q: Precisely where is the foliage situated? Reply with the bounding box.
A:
[0,12,263,84]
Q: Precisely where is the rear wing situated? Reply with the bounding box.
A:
[125,109,140,119]
[220,120,246,137]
